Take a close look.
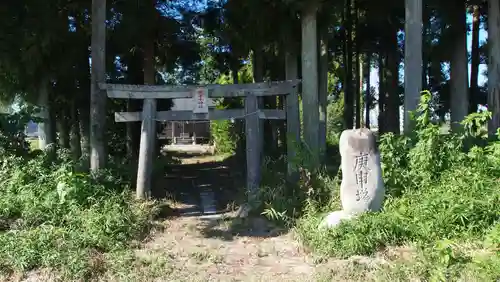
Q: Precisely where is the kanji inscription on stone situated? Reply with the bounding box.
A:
[320,129,386,229]
[338,128,385,215]
[353,152,371,201]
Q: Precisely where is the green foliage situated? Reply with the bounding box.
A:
[0,152,157,279]
[294,90,500,280]
[325,60,345,146]
[0,105,39,157]
[326,94,344,145]
[257,135,342,226]
[209,63,253,155]
[211,119,238,155]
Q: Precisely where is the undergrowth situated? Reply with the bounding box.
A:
[260,91,499,281]
[0,149,160,280]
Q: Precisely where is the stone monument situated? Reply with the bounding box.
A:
[319,128,385,229]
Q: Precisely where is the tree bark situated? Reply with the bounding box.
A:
[79,96,90,157]
[126,50,144,160]
[404,0,423,133]
[90,0,107,171]
[470,5,480,114]
[385,30,400,134]
[127,101,141,159]
[78,40,91,161]
[231,63,246,164]
[136,16,157,199]
[252,49,264,81]
[285,47,300,182]
[422,8,430,90]
[488,0,500,136]
[354,4,361,128]
[378,53,385,133]
[301,2,320,163]
[283,39,299,153]
[232,66,239,84]
[57,109,70,149]
[70,100,82,161]
[358,54,363,127]
[318,24,328,160]
[450,2,468,131]
[343,0,354,129]
[252,49,268,156]
[37,78,55,149]
[365,52,371,128]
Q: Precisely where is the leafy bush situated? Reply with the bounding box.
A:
[326,94,344,145]
[296,91,500,280]
[210,98,243,155]
[211,118,238,155]
[0,105,38,156]
[0,152,158,279]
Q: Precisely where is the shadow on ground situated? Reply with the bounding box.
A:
[152,151,246,216]
[197,215,289,241]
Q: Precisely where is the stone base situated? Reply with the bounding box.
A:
[318,210,356,229]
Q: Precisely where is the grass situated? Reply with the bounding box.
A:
[1,90,499,280]
[0,151,160,280]
[288,93,500,281]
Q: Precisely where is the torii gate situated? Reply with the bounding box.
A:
[99,80,301,202]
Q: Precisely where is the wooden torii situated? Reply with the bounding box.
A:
[99,80,301,202]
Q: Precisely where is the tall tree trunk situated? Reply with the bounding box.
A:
[385,29,400,134]
[358,54,364,127]
[365,52,371,128]
[285,47,300,181]
[78,40,91,161]
[232,66,239,84]
[79,104,90,157]
[422,7,431,90]
[378,53,385,133]
[37,78,55,149]
[470,5,481,114]
[70,100,82,161]
[253,49,270,156]
[90,0,107,171]
[404,0,423,132]
[450,2,468,131]
[318,24,328,161]
[137,10,157,198]
[488,0,500,136]
[57,109,70,149]
[343,0,354,129]
[126,100,141,159]
[253,49,264,82]
[49,104,57,151]
[126,50,144,160]
[231,63,246,164]
[354,4,361,128]
[301,2,319,164]
[422,7,432,90]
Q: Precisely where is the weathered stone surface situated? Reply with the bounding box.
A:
[339,128,385,214]
[319,129,385,229]
[318,210,354,229]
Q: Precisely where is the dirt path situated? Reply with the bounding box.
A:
[139,150,329,281]
[135,213,326,281]
[153,151,244,214]
[126,211,406,282]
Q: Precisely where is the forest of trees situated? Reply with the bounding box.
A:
[0,0,495,170]
[1,0,500,280]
